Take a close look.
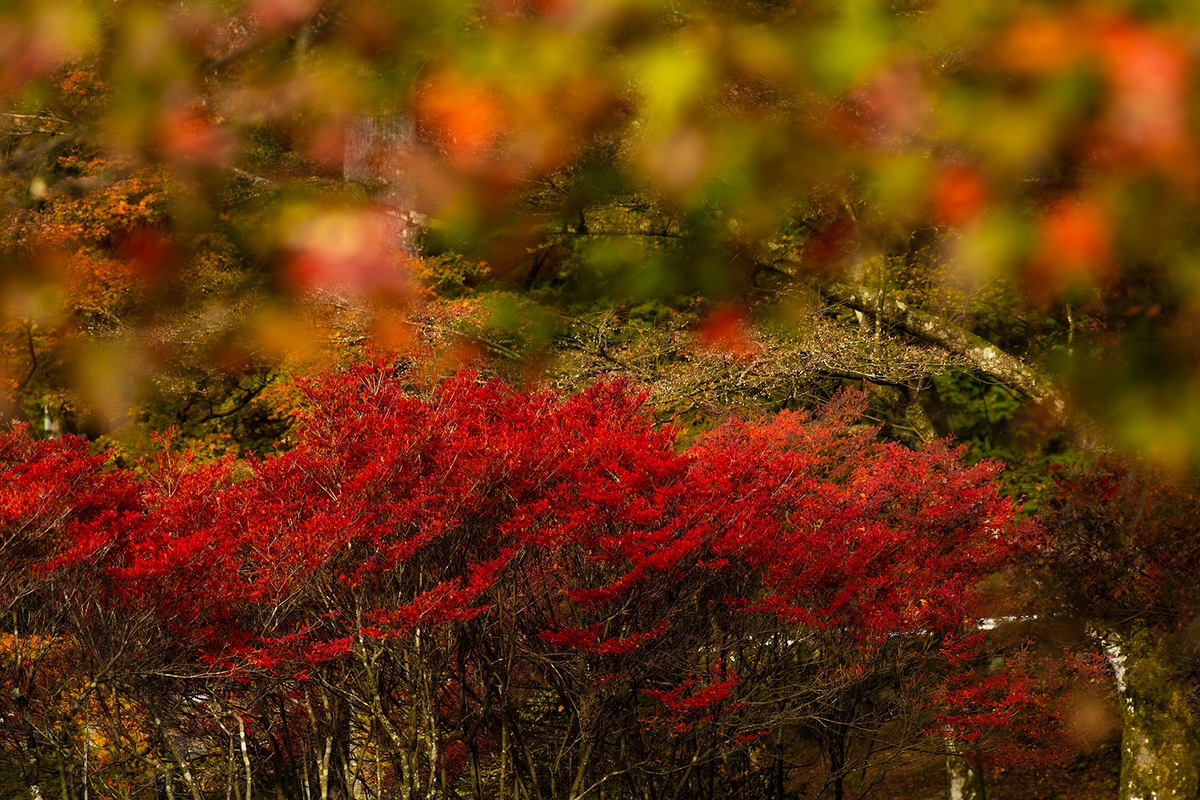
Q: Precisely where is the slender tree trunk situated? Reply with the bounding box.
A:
[225,738,234,800]
[499,705,509,800]
[504,703,544,800]
[946,734,986,800]
[346,712,366,800]
[236,712,252,800]
[18,692,44,800]
[319,736,332,800]
[56,744,71,800]
[152,711,202,800]
[417,627,440,800]
[305,690,333,800]
[1102,629,1200,800]
[376,727,384,800]
[826,735,845,800]
[277,694,302,800]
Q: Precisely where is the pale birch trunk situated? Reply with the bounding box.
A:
[236,712,252,800]
[416,626,441,800]
[946,735,986,800]
[318,735,332,800]
[305,690,334,800]
[351,631,416,800]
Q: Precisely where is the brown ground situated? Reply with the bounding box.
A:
[870,745,1122,800]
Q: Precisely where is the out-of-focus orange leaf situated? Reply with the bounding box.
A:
[370,315,417,354]
[933,164,988,227]
[1043,200,1110,267]
[439,341,488,374]
[487,0,570,20]
[250,0,322,33]
[0,4,97,93]
[341,3,401,57]
[694,305,760,359]
[416,73,508,167]
[508,72,618,173]
[1029,198,1113,299]
[159,106,233,165]
[116,228,174,288]
[72,339,141,431]
[1096,21,1189,167]
[997,12,1084,74]
[1064,688,1118,749]
[305,121,349,170]
[248,305,325,364]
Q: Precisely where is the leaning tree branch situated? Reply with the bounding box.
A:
[822,279,1067,422]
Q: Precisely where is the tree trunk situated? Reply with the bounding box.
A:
[343,114,421,258]
[1103,629,1200,800]
[160,726,203,800]
[18,692,44,800]
[825,735,845,800]
[318,736,332,800]
[946,736,986,800]
[346,712,366,800]
[236,712,252,800]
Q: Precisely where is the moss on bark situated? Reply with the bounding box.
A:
[1109,629,1200,800]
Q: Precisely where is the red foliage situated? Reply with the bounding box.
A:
[1039,458,1200,632]
[935,640,1103,768]
[0,366,1059,778]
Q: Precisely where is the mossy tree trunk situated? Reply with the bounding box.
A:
[1103,628,1200,800]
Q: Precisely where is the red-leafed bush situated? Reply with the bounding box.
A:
[0,367,1057,800]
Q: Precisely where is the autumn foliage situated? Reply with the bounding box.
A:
[0,365,1066,799]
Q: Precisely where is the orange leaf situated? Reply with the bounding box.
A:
[932,164,988,227]
[415,73,506,166]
